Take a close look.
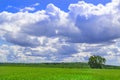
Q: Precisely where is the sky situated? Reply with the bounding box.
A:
[0,0,120,65]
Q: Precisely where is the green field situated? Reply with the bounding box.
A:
[0,64,120,80]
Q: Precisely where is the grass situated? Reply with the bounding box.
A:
[0,66,120,80]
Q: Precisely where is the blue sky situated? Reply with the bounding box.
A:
[0,0,111,12]
[0,0,120,65]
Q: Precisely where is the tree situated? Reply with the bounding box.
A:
[88,55,106,69]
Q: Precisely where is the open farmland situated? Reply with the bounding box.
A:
[0,64,120,80]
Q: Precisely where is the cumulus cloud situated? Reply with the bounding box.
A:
[68,0,120,43]
[1,1,120,44]
[0,0,120,65]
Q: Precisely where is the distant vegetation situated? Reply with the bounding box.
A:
[0,62,120,69]
[0,62,89,68]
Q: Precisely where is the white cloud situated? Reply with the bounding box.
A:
[20,7,35,12]
[19,3,40,12]
[32,3,40,6]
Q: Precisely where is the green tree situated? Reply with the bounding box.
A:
[88,55,106,69]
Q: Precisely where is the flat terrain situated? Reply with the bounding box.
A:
[0,66,120,80]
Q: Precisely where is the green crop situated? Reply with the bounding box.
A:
[0,66,120,80]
